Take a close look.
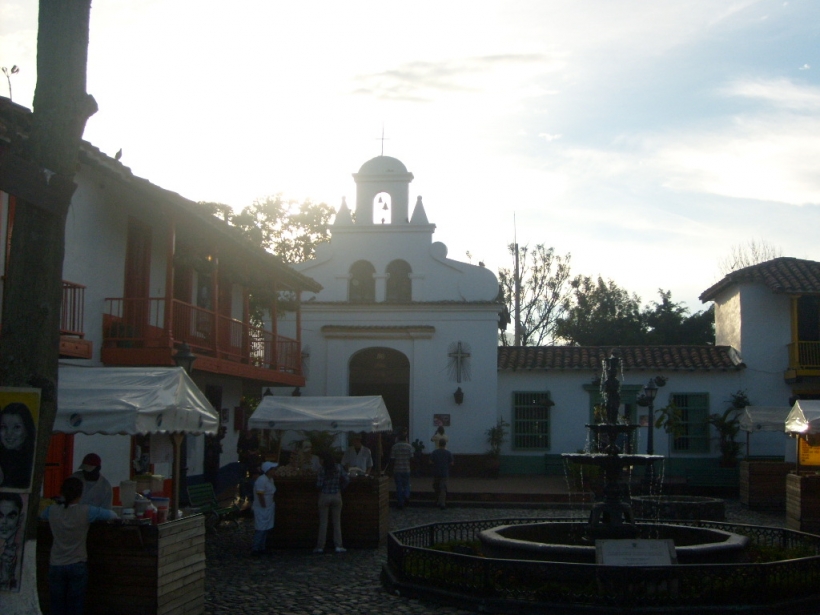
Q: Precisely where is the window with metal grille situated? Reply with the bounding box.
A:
[670,393,710,453]
[512,392,551,450]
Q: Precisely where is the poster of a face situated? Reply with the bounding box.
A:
[0,491,27,592]
[0,389,41,492]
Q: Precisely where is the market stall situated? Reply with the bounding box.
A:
[784,401,820,533]
[248,395,392,548]
[738,406,793,508]
[36,366,218,615]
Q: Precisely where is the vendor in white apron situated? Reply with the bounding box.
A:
[251,461,277,555]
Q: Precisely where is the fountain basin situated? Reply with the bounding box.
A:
[563,452,664,466]
[479,521,749,564]
[632,495,725,521]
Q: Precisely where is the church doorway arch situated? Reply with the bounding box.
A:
[349,347,410,435]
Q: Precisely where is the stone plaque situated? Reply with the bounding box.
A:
[596,539,676,566]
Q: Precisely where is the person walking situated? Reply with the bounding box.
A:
[389,430,414,509]
[251,461,277,555]
[314,452,350,554]
[41,476,118,615]
[430,439,455,509]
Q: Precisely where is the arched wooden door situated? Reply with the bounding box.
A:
[348,347,410,435]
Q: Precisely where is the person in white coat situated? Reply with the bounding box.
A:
[251,461,277,555]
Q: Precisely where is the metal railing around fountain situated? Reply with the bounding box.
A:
[383,518,820,614]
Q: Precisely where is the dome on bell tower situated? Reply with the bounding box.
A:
[353,155,414,225]
[357,156,408,175]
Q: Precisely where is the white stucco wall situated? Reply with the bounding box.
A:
[712,281,793,409]
[496,367,787,461]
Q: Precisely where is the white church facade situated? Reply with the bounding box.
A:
[290,156,501,461]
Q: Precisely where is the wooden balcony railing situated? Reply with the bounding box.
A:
[61,281,87,338]
[103,297,301,374]
[1,278,87,337]
[789,341,820,370]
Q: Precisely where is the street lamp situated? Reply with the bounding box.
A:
[171,342,197,518]
[172,342,197,375]
[643,378,659,455]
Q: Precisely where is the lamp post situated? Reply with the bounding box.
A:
[172,342,197,375]
[172,342,197,519]
[638,376,665,493]
[644,378,658,456]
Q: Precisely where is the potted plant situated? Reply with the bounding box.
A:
[708,390,749,467]
[484,416,509,478]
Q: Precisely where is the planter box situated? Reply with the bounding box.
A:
[786,473,820,534]
[740,461,795,509]
[268,475,389,549]
[38,515,205,615]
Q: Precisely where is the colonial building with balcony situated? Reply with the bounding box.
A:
[700,257,820,400]
[0,97,321,494]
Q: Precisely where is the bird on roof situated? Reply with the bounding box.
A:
[114,148,122,161]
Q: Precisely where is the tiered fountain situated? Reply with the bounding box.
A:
[385,363,820,613]
[479,353,748,563]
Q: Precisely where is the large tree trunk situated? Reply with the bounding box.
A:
[0,1,95,612]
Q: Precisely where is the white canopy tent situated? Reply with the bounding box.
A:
[249,396,393,470]
[785,400,820,436]
[740,406,791,433]
[57,366,218,518]
[56,366,218,435]
[249,396,392,433]
[739,406,792,458]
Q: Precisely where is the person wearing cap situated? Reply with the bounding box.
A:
[71,454,113,510]
[251,461,277,555]
[341,433,373,476]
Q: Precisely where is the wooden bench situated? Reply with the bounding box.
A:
[187,482,239,531]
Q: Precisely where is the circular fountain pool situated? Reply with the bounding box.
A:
[479,520,749,564]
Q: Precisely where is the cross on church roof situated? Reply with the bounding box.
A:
[376,125,390,156]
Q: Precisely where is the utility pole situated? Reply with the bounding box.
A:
[513,214,522,345]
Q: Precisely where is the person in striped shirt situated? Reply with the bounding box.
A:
[389,430,413,509]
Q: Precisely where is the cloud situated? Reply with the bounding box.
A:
[351,53,557,102]
[721,77,820,110]
[539,133,562,142]
[799,64,811,71]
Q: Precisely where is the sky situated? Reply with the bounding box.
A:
[2,0,819,313]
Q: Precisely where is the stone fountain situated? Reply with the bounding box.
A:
[479,353,749,563]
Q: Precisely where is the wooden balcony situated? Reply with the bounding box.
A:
[60,281,93,359]
[1,278,92,358]
[100,297,304,386]
[786,341,820,382]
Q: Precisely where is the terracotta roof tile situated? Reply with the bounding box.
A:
[497,345,744,372]
[700,257,820,302]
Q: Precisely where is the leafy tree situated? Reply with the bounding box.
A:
[200,194,334,263]
[554,276,646,345]
[497,244,572,346]
[719,239,783,275]
[643,289,714,345]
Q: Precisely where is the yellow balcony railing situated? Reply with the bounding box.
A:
[789,341,820,370]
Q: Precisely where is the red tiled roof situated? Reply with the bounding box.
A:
[497,345,744,372]
[700,257,820,302]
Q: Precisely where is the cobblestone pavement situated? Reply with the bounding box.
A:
[204,500,787,615]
